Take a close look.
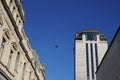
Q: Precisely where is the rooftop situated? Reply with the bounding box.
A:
[83,30,99,32]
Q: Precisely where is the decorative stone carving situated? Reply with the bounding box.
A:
[3,28,9,32]
[11,41,18,50]
[11,41,15,45]
[0,12,3,27]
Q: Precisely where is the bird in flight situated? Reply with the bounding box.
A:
[55,45,58,48]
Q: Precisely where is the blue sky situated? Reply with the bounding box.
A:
[22,0,120,80]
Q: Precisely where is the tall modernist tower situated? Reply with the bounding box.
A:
[74,30,108,80]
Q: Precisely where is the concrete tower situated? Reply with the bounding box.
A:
[74,30,108,80]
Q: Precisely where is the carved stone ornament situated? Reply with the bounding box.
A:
[11,41,15,45]
[3,28,9,32]
[0,12,3,27]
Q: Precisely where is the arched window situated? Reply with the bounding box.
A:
[14,52,20,71]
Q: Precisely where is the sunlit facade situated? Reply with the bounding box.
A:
[74,30,108,80]
[0,0,45,80]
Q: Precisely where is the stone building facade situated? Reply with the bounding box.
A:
[0,0,45,80]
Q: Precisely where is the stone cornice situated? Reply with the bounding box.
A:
[14,0,25,22]
[1,0,23,40]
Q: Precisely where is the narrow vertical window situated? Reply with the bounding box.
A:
[22,63,26,80]
[29,71,31,80]
[86,43,89,80]
[5,32,10,40]
[95,43,98,69]
[7,50,13,68]
[12,7,15,14]
[90,43,94,80]
[9,0,12,7]
[0,38,6,60]
[14,52,20,71]
[16,15,19,22]
[18,20,21,26]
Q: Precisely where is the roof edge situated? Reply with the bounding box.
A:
[96,25,120,73]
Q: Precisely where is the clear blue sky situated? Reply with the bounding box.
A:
[22,0,120,80]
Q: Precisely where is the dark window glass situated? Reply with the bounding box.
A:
[86,43,89,80]
[95,43,99,68]
[90,43,94,80]
[85,32,97,41]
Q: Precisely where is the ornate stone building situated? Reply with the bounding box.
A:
[0,0,45,80]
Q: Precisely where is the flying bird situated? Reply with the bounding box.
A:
[55,45,58,48]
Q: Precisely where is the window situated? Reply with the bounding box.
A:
[29,71,31,80]
[90,43,94,80]
[16,15,19,22]
[5,32,10,40]
[18,20,21,26]
[86,43,90,80]
[76,33,82,40]
[85,32,97,41]
[14,52,20,71]
[0,38,6,60]
[22,63,26,80]
[95,43,98,68]
[9,0,13,7]
[7,50,13,68]
[12,7,15,14]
